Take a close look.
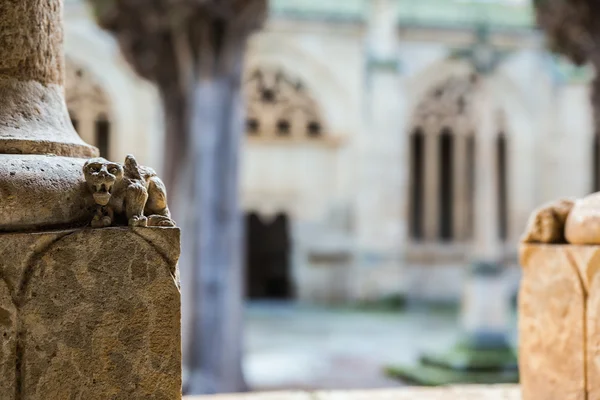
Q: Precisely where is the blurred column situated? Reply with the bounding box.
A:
[453,134,468,241]
[423,131,439,240]
[354,0,405,300]
[461,78,512,348]
[368,0,398,59]
[472,82,500,260]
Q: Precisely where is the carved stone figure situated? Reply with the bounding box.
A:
[521,198,575,244]
[83,155,175,228]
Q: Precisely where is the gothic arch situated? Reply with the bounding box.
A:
[244,68,326,140]
[64,22,163,167]
[66,58,113,158]
[408,74,479,243]
[404,48,541,243]
[245,35,357,139]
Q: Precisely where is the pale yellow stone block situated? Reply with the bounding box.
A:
[0,227,181,400]
[519,244,587,400]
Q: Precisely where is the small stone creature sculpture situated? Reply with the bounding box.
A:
[83,155,175,228]
[521,198,575,244]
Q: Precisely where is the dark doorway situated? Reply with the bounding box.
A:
[245,213,293,299]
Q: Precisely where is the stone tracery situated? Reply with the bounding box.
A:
[244,69,325,139]
[409,74,509,245]
[409,75,479,243]
[411,74,478,136]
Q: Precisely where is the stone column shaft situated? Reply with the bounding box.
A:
[473,84,500,259]
[424,131,439,241]
[0,0,97,231]
[0,0,95,158]
[461,79,509,343]
[0,0,64,84]
[453,134,468,241]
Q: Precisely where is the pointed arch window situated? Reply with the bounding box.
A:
[65,58,112,159]
[408,76,479,243]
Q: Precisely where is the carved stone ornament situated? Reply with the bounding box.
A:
[83,155,175,228]
[244,68,325,139]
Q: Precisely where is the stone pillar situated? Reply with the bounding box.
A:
[0,2,181,398]
[354,0,404,299]
[453,134,468,241]
[460,79,512,344]
[0,0,94,157]
[0,0,97,231]
[472,84,500,261]
[423,131,439,241]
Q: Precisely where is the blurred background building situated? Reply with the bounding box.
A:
[62,0,594,306]
[61,0,600,391]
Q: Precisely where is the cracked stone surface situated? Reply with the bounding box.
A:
[0,227,181,400]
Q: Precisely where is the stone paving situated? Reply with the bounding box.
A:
[242,302,463,391]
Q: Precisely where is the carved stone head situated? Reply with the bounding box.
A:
[83,158,124,206]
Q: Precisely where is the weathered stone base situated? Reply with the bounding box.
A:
[0,227,181,400]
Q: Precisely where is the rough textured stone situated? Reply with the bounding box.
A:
[568,246,600,400]
[521,199,574,244]
[518,244,586,400]
[0,79,97,157]
[0,155,97,231]
[0,0,63,84]
[0,0,99,232]
[0,227,181,400]
[0,0,96,158]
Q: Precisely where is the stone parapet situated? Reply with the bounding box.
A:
[0,227,181,400]
[185,385,521,399]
